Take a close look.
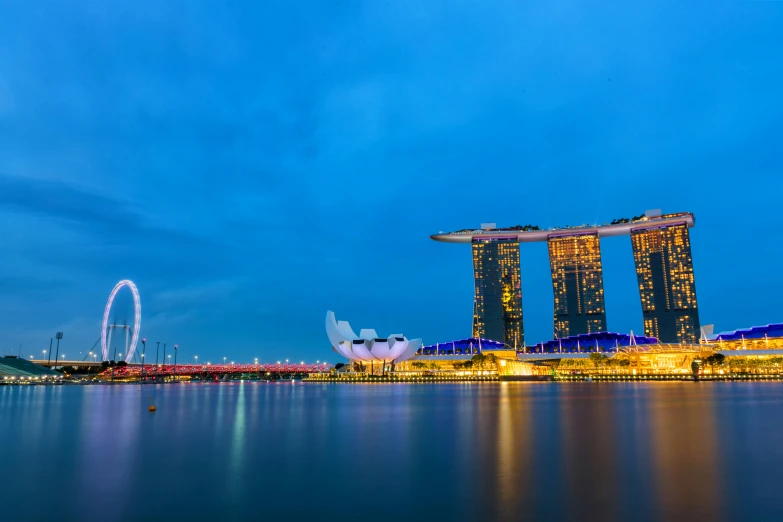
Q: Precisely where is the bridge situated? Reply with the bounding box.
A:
[27,360,333,380]
[102,362,332,380]
[31,359,105,368]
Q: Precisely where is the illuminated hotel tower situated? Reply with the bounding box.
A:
[631,224,700,343]
[472,238,523,348]
[548,234,607,338]
[431,210,698,347]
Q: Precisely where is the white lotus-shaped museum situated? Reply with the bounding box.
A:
[326,311,422,363]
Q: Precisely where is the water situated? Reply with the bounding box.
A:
[2,382,783,522]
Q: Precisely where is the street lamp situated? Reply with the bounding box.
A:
[53,332,63,369]
[140,339,146,383]
[155,341,160,380]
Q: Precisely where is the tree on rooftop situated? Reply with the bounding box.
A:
[471,353,488,369]
[704,353,726,368]
[589,353,608,367]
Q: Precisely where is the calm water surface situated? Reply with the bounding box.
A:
[2,382,783,522]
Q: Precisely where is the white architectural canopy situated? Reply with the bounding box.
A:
[326,311,422,364]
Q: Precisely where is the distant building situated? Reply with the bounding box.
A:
[431,211,700,344]
[0,356,61,381]
[548,233,607,338]
[526,331,658,354]
[472,238,523,348]
[631,222,700,343]
[325,311,421,366]
[418,337,508,355]
[710,323,783,350]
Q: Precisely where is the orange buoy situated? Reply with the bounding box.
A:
[148,397,156,412]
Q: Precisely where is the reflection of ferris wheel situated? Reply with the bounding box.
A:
[100,280,141,363]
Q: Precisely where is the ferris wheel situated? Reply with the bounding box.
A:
[100,280,141,363]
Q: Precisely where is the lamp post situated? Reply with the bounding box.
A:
[162,343,167,370]
[173,344,178,380]
[111,344,118,381]
[53,332,63,369]
[141,339,146,382]
[155,341,160,381]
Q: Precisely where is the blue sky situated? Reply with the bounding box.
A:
[1,1,781,363]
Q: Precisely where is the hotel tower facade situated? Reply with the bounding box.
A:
[432,211,700,346]
[472,237,524,348]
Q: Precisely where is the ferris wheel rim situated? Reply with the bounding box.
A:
[100,280,142,363]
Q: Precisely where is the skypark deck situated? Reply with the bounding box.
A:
[430,212,695,243]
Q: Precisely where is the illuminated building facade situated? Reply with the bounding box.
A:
[432,211,699,347]
[710,323,783,350]
[325,311,422,364]
[472,238,523,348]
[548,234,607,338]
[527,331,658,354]
[418,337,505,355]
[631,223,700,343]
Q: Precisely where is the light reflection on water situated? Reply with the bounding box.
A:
[1,382,782,522]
